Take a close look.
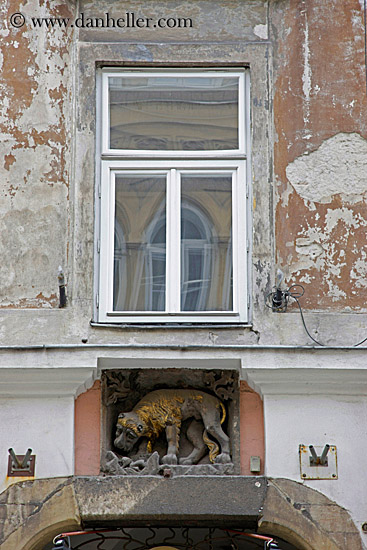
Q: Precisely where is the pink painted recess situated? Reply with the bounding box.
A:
[74,379,264,476]
[239,381,265,475]
[74,380,101,475]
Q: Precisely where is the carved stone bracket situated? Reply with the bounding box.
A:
[102,370,139,406]
[102,451,235,477]
[203,371,236,401]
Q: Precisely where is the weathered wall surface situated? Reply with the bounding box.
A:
[0,1,366,546]
[0,0,76,309]
[0,0,366,346]
[272,0,367,311]
[263,392,367,536]
[0,476,363,550]
[0,395,75,495]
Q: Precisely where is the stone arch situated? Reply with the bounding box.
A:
[259,479,363,550]
[0,478,81,550]
[0,476,362,550]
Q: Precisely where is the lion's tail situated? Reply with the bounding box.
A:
[203,401,226,463]
[203,430,219,463]
[219,401,226,424]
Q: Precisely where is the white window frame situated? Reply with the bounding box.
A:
[97,69,250,324]
[101,70,246,158]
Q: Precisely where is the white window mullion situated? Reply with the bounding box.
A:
[102,73,110,154]
[231,171,238,314]
[238,73,246,154]
[166,169,181,313]
[108,171,117,312]
[234,162,248,318]
[99,166,116,315]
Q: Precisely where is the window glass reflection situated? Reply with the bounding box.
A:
[113,175,166,311]
[109,76,239,151]
[181,175,233,311]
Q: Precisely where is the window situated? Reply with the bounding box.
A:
[97,70,249,323]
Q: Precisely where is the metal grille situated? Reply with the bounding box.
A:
[48,527,297,550]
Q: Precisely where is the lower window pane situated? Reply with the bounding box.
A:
[113,175,166,311]
[181,174,233,311]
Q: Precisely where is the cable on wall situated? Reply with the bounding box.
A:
[265,283,367,348]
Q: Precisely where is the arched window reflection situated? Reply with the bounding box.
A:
[113,173,233,313]
[180,203,212,311]
[145,213,166,311]
[181,174,233,312]
[113,175,166,312]
[113,217,127,311]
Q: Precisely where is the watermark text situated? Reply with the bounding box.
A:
[10,12,193,30]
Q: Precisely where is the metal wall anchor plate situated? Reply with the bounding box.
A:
[7,448,36,477]
[299,444,338,480]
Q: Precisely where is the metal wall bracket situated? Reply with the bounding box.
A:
[309,444,329,466]
[299,444,337,480]
[8,448,35,477]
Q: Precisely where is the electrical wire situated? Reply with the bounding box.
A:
[291,294,324,347]
[265,283,367,347]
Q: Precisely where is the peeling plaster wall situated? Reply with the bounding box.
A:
[0,0,76,308]
[272,0,367,311]
[286,133,367,205]
[0,0,366,341]
[1,1,367,545]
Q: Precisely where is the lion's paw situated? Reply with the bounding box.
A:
[179,457,194,465]
[215,453,232,464]
[162,453,178,465]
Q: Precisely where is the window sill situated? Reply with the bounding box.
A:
[91,321,252,330]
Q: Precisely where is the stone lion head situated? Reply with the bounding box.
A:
[114,412,147,452]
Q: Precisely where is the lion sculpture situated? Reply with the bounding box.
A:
[114,388,231,465]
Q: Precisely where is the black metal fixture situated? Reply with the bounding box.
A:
[7,448,35,477]
[58,266,67,308]
[265,269,304,313]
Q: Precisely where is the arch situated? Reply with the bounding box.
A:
[0,478,81,550]
[0,477,362,550]
[144,203,166,311]
[113,217,128,310]
[259,478,362,550]
[143,199,219,312]
[180,201,214,311]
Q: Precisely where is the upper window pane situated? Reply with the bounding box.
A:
[108,75,239,151]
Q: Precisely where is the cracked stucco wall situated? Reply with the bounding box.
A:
[272,0,367,311]
[0,0,366,340]
[0,0,75,308]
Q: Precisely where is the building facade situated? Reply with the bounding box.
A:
[1,0,367,548]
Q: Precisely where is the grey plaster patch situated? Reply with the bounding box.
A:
[253,24,268,39]
[286,133,367,204]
